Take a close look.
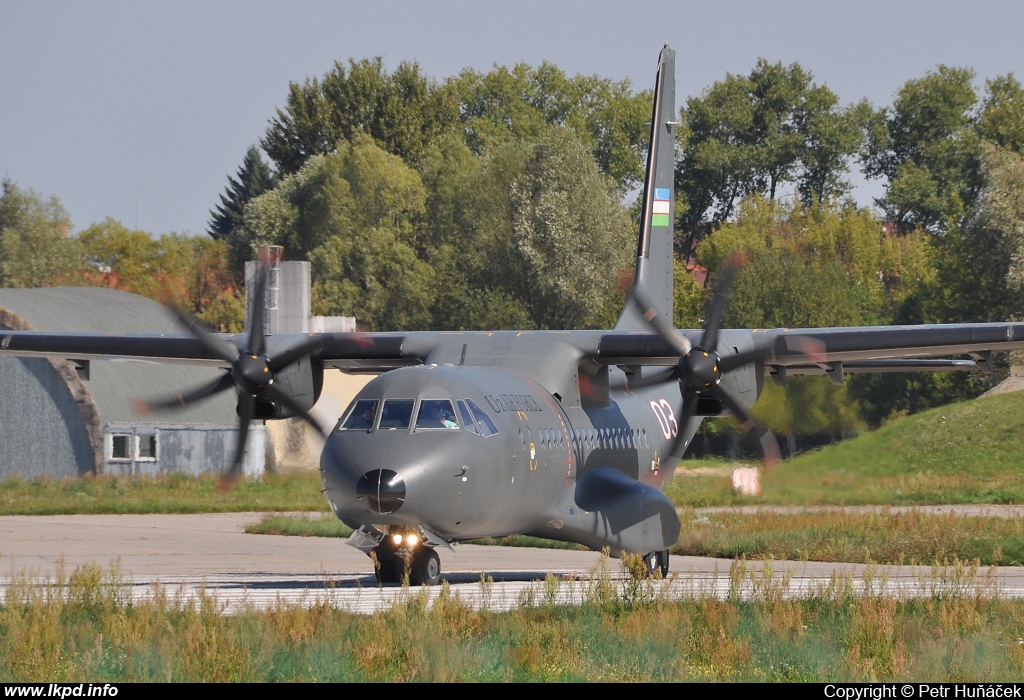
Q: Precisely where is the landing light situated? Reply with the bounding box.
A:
[392,534,403,545]
[407,534,419,547]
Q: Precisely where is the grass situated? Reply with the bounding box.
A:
[246,513,587,550]
[667,390,1024,507]
[676,508,1024,566]
[0,471,329,515]
[3,558,1024,681]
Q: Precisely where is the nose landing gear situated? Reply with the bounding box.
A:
[372,536,442,586]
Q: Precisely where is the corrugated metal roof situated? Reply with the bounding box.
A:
[0,287,239,425]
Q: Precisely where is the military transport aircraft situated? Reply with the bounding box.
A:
[3,45,1024,586]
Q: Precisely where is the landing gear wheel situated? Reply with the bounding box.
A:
[411,547,441,586]
[372,543,406,584]
[643,550,669,578]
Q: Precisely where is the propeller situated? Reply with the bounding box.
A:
[624,260,824,469]
[136,264,329,485]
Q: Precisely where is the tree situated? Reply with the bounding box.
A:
[242,138,435,331]
[677,60,866,252]
[77,219,244,331]
[208,145,277,242]
[262,58,459,175]
[454,127,633,330]
[698,196,937,444]
[699,196,933,323]
[862,66,982,234]
[0,179,80,288]
[979,74,1024,154]
[454,63,651,191]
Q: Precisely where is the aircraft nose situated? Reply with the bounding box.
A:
[356,468,406,514]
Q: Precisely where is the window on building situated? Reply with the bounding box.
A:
[110,434,131,461]
[136,434,157,461]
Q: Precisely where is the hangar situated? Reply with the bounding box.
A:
[0,287,265,479]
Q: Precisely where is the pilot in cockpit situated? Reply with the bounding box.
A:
[439,408,458,429]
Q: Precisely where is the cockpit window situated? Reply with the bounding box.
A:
[457,400,479,435]
[416,399,459,430]
[338,399,379,430]
[466,399,499,437]
[379,399,415,429]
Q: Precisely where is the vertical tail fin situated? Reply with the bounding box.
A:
[616,44,676,331]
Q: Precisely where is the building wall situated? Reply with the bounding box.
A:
[0,357,95,478]
[103,423,266,478]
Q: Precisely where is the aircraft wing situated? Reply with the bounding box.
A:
[0,330,418,371]
[755,323,1024,378]
[5,322,1024,377]
[593,322,1024,377]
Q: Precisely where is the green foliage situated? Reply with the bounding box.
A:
[77,219,244,331]
[454,62,651,190]
[678,59,867,249]
[942,143,1024,321]
[0,179,80,288]
[208,145,278,241]
[701,196,933,321]
[262,57,459,174]
[696,196,943,438]
[456,127,633,329]
[979,74,1024,153]
[242,138,435,330]
[674,263,706,329]
[862,65,995,234]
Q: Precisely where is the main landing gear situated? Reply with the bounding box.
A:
[373,536,442,586]
[643,549,670,579]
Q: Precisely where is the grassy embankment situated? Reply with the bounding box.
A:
[2,557,1022,682]
[663,389,1024,564]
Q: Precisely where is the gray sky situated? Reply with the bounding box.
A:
[2,0,1022,236]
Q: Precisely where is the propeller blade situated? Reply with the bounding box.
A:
[612,366,681,391]
[667,388,699,462]
[716,347,772,374]
[168,307,239,364]
[135,372,234,413]
[630,287,692,356]
[268,336,324,373]
[248,264,269,356]
[700,261,739,353]
[711,384,780,467]
[225,393,256,484]
[263,383,328,437]
[781,335,827,364]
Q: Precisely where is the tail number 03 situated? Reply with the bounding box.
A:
[650,399,678,439]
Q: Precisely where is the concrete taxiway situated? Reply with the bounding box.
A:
[2,512,1022,613]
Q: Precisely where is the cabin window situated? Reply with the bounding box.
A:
[379,399,415,430]
[416,399,459,430]
[466,399,499,437]
[339,399,379,430]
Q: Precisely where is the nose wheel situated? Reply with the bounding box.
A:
[372,541,442,586]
